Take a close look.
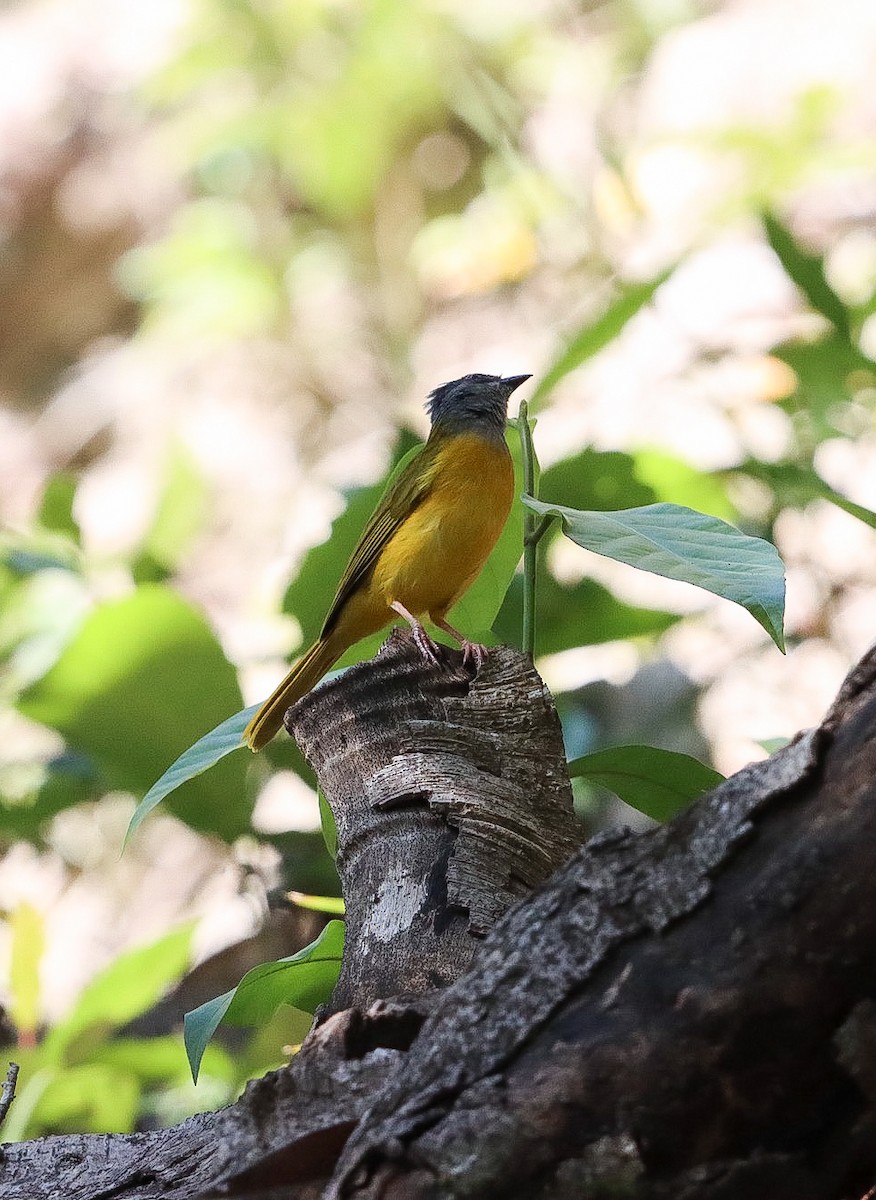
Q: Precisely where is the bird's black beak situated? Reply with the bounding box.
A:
[501,374,532,393]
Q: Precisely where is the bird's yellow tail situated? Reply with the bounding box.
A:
[244,637,342,751]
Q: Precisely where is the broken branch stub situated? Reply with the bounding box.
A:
[287,629,581,1013]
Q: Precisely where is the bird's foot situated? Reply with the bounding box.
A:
[411,621,442,666]
[431,615,489,670]
[391,600,443,666]
[391,602,489,671]
[459,639,489,669]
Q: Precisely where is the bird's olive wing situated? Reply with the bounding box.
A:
[320,441,437,639]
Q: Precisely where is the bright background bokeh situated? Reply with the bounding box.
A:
[2,0,876,1137]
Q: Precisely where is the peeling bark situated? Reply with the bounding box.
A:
[289,631,580,1010]
[327,647,876,1200]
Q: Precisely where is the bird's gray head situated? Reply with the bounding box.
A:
[426,373,531,438]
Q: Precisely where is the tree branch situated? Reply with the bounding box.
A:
[4,640,876,1200]
[327,644,876,1200]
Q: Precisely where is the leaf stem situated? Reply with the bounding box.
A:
[525,514,554,547]
[518,399,540,658]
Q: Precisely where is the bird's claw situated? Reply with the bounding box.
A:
[460,640,489,669]
[412,623,442,666]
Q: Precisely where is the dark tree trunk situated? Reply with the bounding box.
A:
[3,634,876,1200]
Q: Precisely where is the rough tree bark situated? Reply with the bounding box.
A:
[290,630,580,1011]
[3,632,876,1200]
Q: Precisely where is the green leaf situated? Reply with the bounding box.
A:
[492,571,677,655]
[43,925,195,1064]
[277,5,446,218]
[220,919,344,1023]
[120,199,283,338]
[568,745,724,823]
[318,789,338,860]
[530,269,673,407]
[37,473,81,545]
[524,499,786,651]
[763,211,851,338]
[9,902,44,1035]
[538,446,734,524]
[184,919,344,1081]
[183,991,237,1084]
[126,704,255,844]
[287,891,345,914]
[17,585,250,841]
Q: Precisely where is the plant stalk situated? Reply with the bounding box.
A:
[518,399,539,659]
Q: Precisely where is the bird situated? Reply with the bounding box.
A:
[243,372,531,750]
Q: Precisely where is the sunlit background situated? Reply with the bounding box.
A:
[2,0,876,1135]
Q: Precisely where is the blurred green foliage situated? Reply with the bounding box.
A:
[19,586,250,841]
[2,916,243,1140]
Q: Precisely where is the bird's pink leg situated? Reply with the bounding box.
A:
[431,616,489,668]
[390,600,441,665]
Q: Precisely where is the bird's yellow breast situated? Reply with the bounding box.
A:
[372,432,514,619]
